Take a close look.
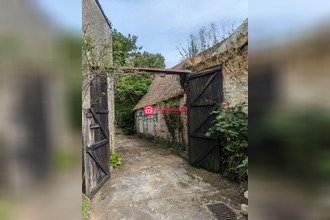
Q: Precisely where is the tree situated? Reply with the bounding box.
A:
[112,29,142,66]
[111,25,166,134]
[177,21,237,61]
[130,51,166,69]
[115,74,153,134]
[199,26,207,51]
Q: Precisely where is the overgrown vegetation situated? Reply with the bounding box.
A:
[115,74,153,134]
[83,21,166,134]
[109,152,122,167]
[179,72,191,91]
[112,29,142,67]
[206,102,248,181]
[82,30,118,106]
[158,99,185,150]
[111,24,166,134]
[82,196,91,220]
[177,20,239,62]
[236,156,248,177]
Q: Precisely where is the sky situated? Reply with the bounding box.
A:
[35,0,330,67]
[99,0,248,68]
[36,0,247,68]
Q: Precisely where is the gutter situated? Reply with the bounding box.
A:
[95,0,112,29]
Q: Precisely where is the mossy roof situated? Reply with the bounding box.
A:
[133,74,185,110]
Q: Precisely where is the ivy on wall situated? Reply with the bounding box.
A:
[179,72,191,92]
[158,98,185,151]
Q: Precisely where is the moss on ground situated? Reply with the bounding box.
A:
[136,134,183,156]
[82,194,91,220]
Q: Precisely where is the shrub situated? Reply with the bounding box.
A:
[206,102,248,181]
[110,153,122,167]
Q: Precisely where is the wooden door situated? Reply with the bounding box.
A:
[187,65,223,171]
[83,75,110,197]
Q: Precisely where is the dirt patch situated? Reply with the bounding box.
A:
[185,166,247,209]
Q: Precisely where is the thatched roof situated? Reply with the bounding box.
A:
[133,74,185,110]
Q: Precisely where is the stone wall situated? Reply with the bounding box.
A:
[82,0,115,152]
[134,44,248,150]
[82,0,112,44]
[194,43,248,111]
[135,95,188,150]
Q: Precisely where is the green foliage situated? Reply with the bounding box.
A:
[236,157,248,177]
[112,29,142,66]
[82,35,112,68]
[115,74,153,134]
[84,21,167,135]
[110,153,122,167]
[112,28,166,69]
[130,51,166,69]
[179,72,191,91]
[110,23,166,134]
[82,199,91,220]
[176,22,219,60]
[159,100,184,149]
[177,21,238,60]
[206,102,248,181]
[115,74,153,102]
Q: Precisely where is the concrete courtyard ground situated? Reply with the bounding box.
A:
[89,133,247,220]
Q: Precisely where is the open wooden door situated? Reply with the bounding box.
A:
[83,76,110,197]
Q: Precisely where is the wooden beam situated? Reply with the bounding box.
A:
[87,174,110,198]
[90,108,109,139]
[189,64,222,79]
[191,142,218,165]
[190,72,218,105]
[87,139,109,151]
[190,133,217,140]
[87,151,110,175]
[191,104,221,136]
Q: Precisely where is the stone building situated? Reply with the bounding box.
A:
[134,74,189,149]
[82,0,115,153]
[134,20,248,151]
[82,0,115,197]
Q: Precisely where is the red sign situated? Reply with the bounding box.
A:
[144,105,154,115]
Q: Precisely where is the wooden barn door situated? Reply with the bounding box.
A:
[187,65,223,171]
[83,75,110,197]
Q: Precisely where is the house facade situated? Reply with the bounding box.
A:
[134,20,248,152]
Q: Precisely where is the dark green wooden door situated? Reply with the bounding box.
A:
[187,65,223,171]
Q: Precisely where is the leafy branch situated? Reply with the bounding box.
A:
[206,102,248,181]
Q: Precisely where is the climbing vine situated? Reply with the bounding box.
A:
[179,72,191,91]
[158,99,185,150]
